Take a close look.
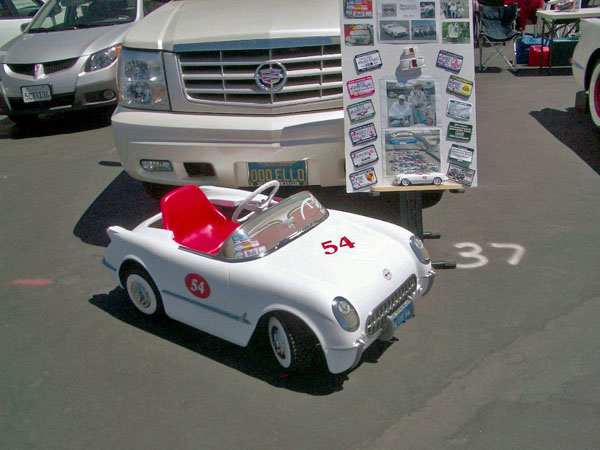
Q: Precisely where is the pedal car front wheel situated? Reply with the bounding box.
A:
[267,313,318,372]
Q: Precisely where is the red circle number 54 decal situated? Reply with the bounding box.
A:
[185,274,211,299]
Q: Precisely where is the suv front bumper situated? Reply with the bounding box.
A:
[111,106,346,188]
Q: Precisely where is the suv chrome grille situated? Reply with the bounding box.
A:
[366,275,417,337]
[177,42,342,107]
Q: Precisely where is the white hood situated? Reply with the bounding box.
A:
[236,210,422,314]
[123,0,340,51]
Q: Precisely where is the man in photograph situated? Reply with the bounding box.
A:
[388,94,412,127]
[408,83,428,125]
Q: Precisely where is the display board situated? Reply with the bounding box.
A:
[340,0,478,192]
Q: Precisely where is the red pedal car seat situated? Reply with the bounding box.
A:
[161,185,240,255]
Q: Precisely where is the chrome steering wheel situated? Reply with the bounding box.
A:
[232,180,280,223]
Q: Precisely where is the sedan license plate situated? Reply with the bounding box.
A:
[392,300,414,331]
[22,85,52,103]
[248,161,307,186]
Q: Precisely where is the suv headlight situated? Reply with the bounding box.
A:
[118,48,170,110]
[84,45,121,72]
[332,297,360,332]
[410,235,430,264]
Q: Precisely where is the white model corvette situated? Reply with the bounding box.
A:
[395,172,447,186]
[382,23,409,38]
[103,181,435,374]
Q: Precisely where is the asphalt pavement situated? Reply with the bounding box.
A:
[1,57,599,449]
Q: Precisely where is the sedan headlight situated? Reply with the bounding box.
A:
[117,48,170,110]
[332,297,360,332]
[410,235,430,264]
[84,45,121,72]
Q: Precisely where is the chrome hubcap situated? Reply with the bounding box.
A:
[132,281,150,308]
[270,327,287,359]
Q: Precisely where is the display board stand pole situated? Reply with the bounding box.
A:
[372,182,463,269]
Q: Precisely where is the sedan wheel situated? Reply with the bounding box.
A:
[589,62,600,127]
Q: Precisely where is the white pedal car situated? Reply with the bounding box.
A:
[103,181,435,374]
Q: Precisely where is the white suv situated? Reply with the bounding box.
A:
[112,0,345,191]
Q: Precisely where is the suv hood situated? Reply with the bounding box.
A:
[123,0,340,51]
[3,24,129,64]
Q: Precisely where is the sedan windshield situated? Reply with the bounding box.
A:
[220,191,328,261]
[28,0,137,32]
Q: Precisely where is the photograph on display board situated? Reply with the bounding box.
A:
[384,128,441,176]
[442,21,471,44]
[377,0,437,43]
[383,79,436,128]
[379,0,419,19]
[344,0,374,18]
[379,20,411,41]
[410,20,437,41]
[420,2,435,18]
[344,24,375,46]
[440,0,469,19]
[381,2,398,16]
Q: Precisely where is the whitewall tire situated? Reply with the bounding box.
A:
[125,269,163,316]
[267,313,318,372]
[589,61,600,127]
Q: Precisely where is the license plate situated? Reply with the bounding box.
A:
[350,145,378,168]
[349,122,377,146]
[21,85,52,103]
[436,50,463,73]
[349,166,377,190]
[446,75,473,99]
[347,99,376,124]
[391,300,414,331]
[347,76,375,99]
[248,161,307,186]
[354,50,382,73]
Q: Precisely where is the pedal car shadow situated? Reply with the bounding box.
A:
[90,288,354,394]
[74,171,160,247]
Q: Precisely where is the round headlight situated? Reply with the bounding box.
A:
[332,297,360,332]
[410,235,430,264]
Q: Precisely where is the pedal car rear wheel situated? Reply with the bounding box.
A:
[267,313,317,372]
[124,267,163,316]
[400,178,411,186]
[433,177,442,185]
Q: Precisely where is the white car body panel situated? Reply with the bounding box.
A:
[103,186,435,374]
[572,18,600,90]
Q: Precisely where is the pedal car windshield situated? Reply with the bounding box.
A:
[220,191,328,261]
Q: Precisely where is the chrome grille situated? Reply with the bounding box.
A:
[177,43,343,106]
[7,58,79,77]
[366,274,417,337]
